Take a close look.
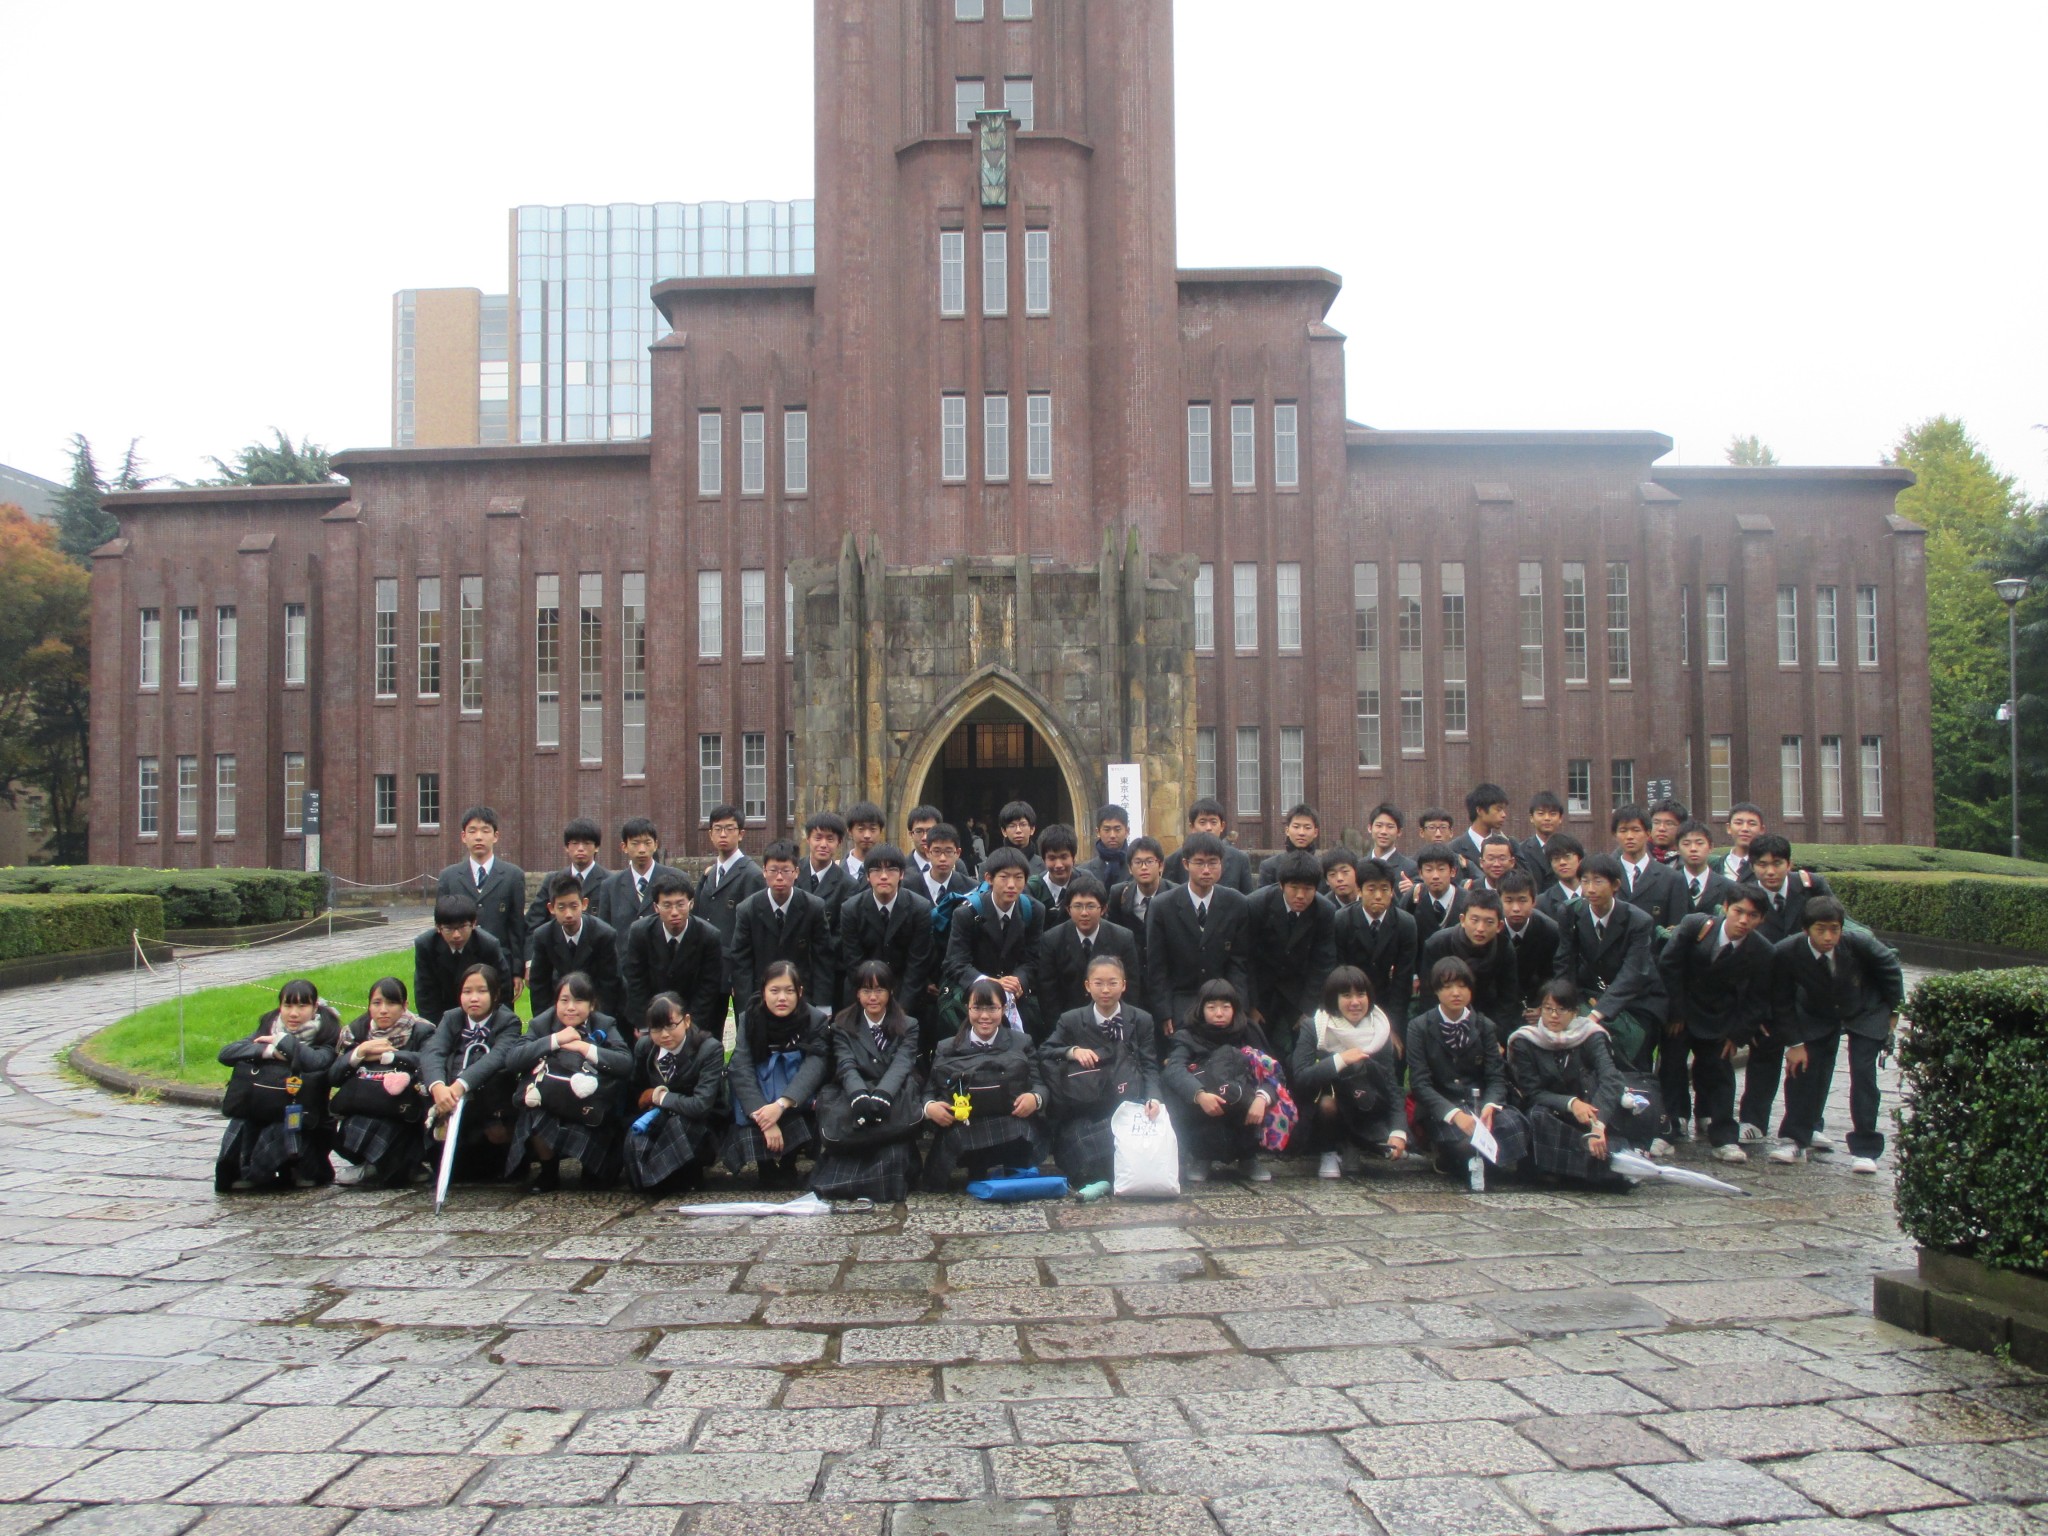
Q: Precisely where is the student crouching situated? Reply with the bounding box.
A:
[1506,979,1653,1188]
[419,963,523,1180]
[722,960,831,1186]
[625,993,728,1194]
[1406,957,1530,1191]
[502,971,632,1192]
[330,976,433,1189]
[216,979,342,1193]
[811,960,926,1201]
[1292,966,1408,1178]
[1164,980,1290,1184]
[921,978,1046,1190]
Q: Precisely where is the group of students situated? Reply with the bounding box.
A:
[214,783,1903,1199]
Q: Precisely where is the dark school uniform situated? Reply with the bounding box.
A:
[729,888,837,1019]
[1740,869,1836,1131]
[1163,842,1258,895]
[1503,911,1562,1014]
[1406,884,1469,953]
[1675,866,1738,920]
[524,861,613,934]
[1243,886,1338,1061]
[1505,1023,1651,1181]
[1366,847,1421,890]
[1405,1007,1531,1179]
[417,1002,525,1173]
[1553,900,1668,1071]
[1026,873,1075,930]
[1162,1024,1276,1170]
[620,913,729,1045]
[1036,1004,1162,1186]
[412,926,508,1030]
[215,1005,342,1191]
[916,866,976,908]
[837,887,937,1006]
[722,1002,833,1175]
[1331,902,1419,1030]
[594,862,679,950]
[1421,926,1522,1034]
[330,1011,433,1186]
[499,1009,634,1181]
[434,858,529,993]
[798,860,854,940]
[1536,882,1585,923]
[1078,847,1129,889]
[1257,847,1323,887]
[1710,849,1754,885]
[1290,1011,1404,1156]
[943,891,1048,1041]
[526,915,624,1026]
[1143,883,1251,1034]
[811,1009,926,1202]
[1770,929,1903,1157]
[1104,879,1173,1017]
[695,854,768,945]
[1616,855,1687,932]
[921,1026,1049,1189]
[1518,834,1560,892]
[1657,913,1774,1147]
[624,1029,728,1190]
[1038,919,1142,1022]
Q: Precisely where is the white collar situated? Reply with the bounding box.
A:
[716,850,744,874]
[768,895,792,916]
[1440,1006,1471,1024]
[1092,1006,1123,1026]
[559,919,583,941]
[471,858,494,879]
[1623,853,1650,873]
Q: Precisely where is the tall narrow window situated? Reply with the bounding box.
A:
[1709,735,1733,818]
[1566,759,1592,817]
[1279,727,1305,809]
[740,410,765,496]
[1187,405,1213,489]
[1816,585,1839,667]
[1195,727,1217,802]
[1232,562,1258,652]
[1235,727,1261,819]
[1706,584,1729,665]
[1273,404,1299,488]
[416,577,442,698]
[283,603,307,687]
[177,607,199,687]
[535,575,560,747]
[1561,563,1588,684]
[784,409,809,494]
[373,773,397,831]
[1024,230,1050,313]
[1776,586,1799,665]
[1519,562,1545,700]
[1606,561,1632,682]
[458,577,483,712]
[954,78,986,133]
[941,395,967,480]
[984,394,1010,481]
[413,771,440,830]
[741,569,767,657]
[621,573,647,778]
[1003,77,1034,131]
[697,411,722,496]
[1820,736,1844,817]
[1860,736,1884,817]
[282,752,305,834]
[1679,584,1690,669]
[1354,563,1381,770]
[698,570,724,659]
[982,230,1008,315]
[1442,562,1468,735]
[1275,563,1303,651]
[743,732,768,821]
[1193,563,1214,652]
[214,755,236,837]
[1026,393,1052,480]
[1610,758,1635,809]
[577,573,602,764]
[1780,736,1804,818]
[1397,562,1424,753]
[139,608,161,689]
[939,232,966,317]
[698,735,724,822]
[1230,404,1256,489]
[784,571,795,659]
[1857,585,1880,666]
[176,755,199,836]
[215,606,237,688]
[786,733,797,825]
[373,580,398,698]
[138,757,160,836]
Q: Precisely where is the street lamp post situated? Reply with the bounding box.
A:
[1993,576,2030,860]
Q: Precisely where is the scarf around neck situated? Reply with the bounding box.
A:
[1509,1016,1608,1053]
[1314,1006,1390,1059]
[270,1004,330,1046]
[352,1009,425,1052]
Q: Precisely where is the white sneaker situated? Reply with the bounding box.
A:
[1245,1155,1272,1183]
[1809,1132,1836,1153]
[1648,1138,1675,1159]
[1851,1156,1878,1175]
[1739,1123,1766,1143]
[1712,1144,1748,1164]
[1768,1141,1807,1164]
[1184,1164,1208,1184]
[1318,1151,1343,1180]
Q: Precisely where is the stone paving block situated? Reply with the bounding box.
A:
[936,1234,1093,1260]
[939,1287,1117,1322]
[1271,1347,1431,1387]
[783,1368,939,1408]
[1770,1450,1970,1516]
[1043,1254,1206,1286]
[171,1453,360,1506]
[1886,1508,2048,1536]
[1412,1303,1524,1341]
[1423,1345,1562,1379]
[1831,1392,2039,1445]
[820,1447,988,1503]
[1024,1318,1232,1360]
[1883,1442,2048,1502]
[1094,1226,1203,1252]
[319,1290,527,1327]
[694,1507,879,1536]
[1339,1419,1556,1478]
[106,1402,260,1450]
[699,1406,878,1453]
[1348,1474,1544,1536]
[648,1329,828,1367]
[651,1369,785,1408]
[343,1331,496,1367]
[1356,1379,1538,1425]
[766,1295,935,1327]
[1639,1280,1851,1325]
[617,1452,823,1505]
[240,1365,391,1406]
[339,1406,506,1455]
[1617,1459,1822,1526]
[1118,1277,1330,1315]
[1531,1336,1669,1375]
[887,1499,1056,1536]
[492,1328,654,1365]
[35,1506,202,1536]
[1131,1433,1355,1494]
[1500,1470,1675,1534]
[1209,1484,1372,1536]
[477,1368,660,1409]
[1221,1304,1427,1351]
[484,1512,684,1536]
[840,1327,1021,1365]
[119,1361,280,1403]
[18,1360,172,1401]
[467,1407,581,1454]
[1061,1493,1221,1535]
[988,1442,1138,1499]
[185,1509,349,1536]
[1181,1387,1367,1435]
[563,1405,701,1454]
[1479,1289,1669,1337]
[312,1454,486,1508]
[1110,1354,1289,1397]
[614,1293,764,1328]
[34,1450,220,1503]
[1212,1247,1360,1279]
[1645,1404,1897,1459]
[350,1368,503,1408]
[877,1404,1015,1447]
[464,1452,629,1505]
[1010,1397,1191,1444]
[1622,1362,1853,1410]
[939,1259,1043,1289]
[0,1399,146,1448]
[1516,1415,1688,1471]
[325,1511,491,1536]
[1506,1374,1665,1416]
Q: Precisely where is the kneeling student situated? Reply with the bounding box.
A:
[1038,955,1163,1187]
[1406,957,1530,1190]
[1506,979,1652,1186]
[811,961,926,1202]
[331,976,432,1190]
[921,979,1046,1190]
[1164,981,1284,1184]
[502,972,632,1191]
[723,961,831,1185]
[625,993,728,1193]
[1292,966,1407,1178]
[216,978,342,1193]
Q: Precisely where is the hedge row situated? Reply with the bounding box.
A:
[0,867,325,930]
[1793,843,2048,879]
[1829,872,2048,956]
[1896,967,2048,1274]
[0,894,165,962]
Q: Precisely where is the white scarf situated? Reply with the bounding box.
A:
[1314,1005,1390,1059]
[1509,1017,1608,1053]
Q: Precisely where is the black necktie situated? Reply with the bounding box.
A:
[1593,919,1606,942]
[636,875,647,902]
[1079,936,1093,962]
[774,906,786,929]
[474,864,485,892]
[1690,877,1703,903]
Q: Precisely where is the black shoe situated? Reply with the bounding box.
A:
[528,1161,561,1194]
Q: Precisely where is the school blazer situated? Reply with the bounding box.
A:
[836,888,937,1006]
[526,915,624,1026]
[1517,835,1560,892]
[1406,1008,1510,1122]
[1503,912,1562,1011]
[1536,884,1585,923]
[1617,857,1688,931]
[728,1004,833,1116]
[500,1009,634,1084]
[419,1004,524,1092]
[1041,1004,1162,1104]
[1421,926,1522,1027]
[1026,874,1075,929]
[1366,848,1421,889]
[827,1010,923,1099]
[634,1031,729,1124]
[729,888,837,1018]
[1675,867,1739,919]
[916,868,976,909]
[1143,883,1251,1029]
[620,914,729,1040]
[1506,1029,1627,1124]
[1331,904,1419,1027]
[1163,843,1258,895]
[1077,855,1129,889]
[1104,879,1169,1014]
[1658,914,1774,1042]
[1244,886,1338,1027]
[1757,869,1835,944]
[523,861,613,933]
[1554,901,1668,1024]
[434,860,529,978]
[1770,930,1904,1044]
[1405,886,1469,952]
[797,861,854,935]
[1257,848,1324,888]
[1289,1022,1403,1137]
[594,863,680,942]
[695,856,768,946]
[412,926,508,1027]
[943,894,1046,997]
[1037,919,1141,1020]
[1710,850,1754,886]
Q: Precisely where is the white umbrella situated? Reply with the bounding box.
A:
[432,1095,467,1215]
[1609,1147,1750,1196]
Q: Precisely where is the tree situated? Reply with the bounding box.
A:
[1990,507,2048,859]
[1725,434,1779,466]
[0,505,91,862]
[201,429,335,486]
[54,434,152,564]
[1889,417,2031,853]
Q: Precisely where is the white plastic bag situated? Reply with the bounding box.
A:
[1111,1101,1181,1198]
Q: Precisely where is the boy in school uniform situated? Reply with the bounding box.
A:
[915,823,977,907]
[1145,831,1252,1030]
[1078,804,1132,889]
[1038,874,1141,1019]
[693,805,765,1033]
[1364,804,1420,895]
[842,801,887,885]
[620,871,727,1040]
[1258,804,1323,886]
[1333,859,1419,1029]
[798,811,853,926]
[943,846,1048,1040]
[997,800,1041,868]
[1648,798,1689,866]
[837,844,937,1009]
[597,817,677,948]
[1675,820,1737,918]
[524,817,611,933]
[1422,885,1522,1027]
[905,805,942,885]
[1737,832,1838,1141]
[1519,791,1566,891]
[1418,807,1458,850]
[1497,871,1561,1022]
[1612,804,1687,932]
[1244,850,1339,1059]
[1028,825,1081,927]
[434,806,528,1002]
[1321,847,1363,909]
[1106,835,1171,1018]
[1163,797,1258,895]
[1536,834,1588,921]
[414,893,507,1026]
[1767,897,1903,1174]
[1553,854,1669,1087]
[1455,784,1511,879]
[730,840,837,1018]
[1406,844,1469,950]
[1466,834,1520,895]
[1712,802,1767,884]
[526,871,624,1026]
[1658,882,1774,1159]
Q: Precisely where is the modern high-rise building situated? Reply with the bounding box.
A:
[391,289,508,448]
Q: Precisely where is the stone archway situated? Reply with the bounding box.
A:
[891,669,1093,849]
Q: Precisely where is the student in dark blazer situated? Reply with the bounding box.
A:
[1076,803,1132,889]
[1104,835,1173,1017]
[1162,798,1258,894]
[1535,834,1588,922]
[1405,844,1469,951]
[620,872,729,1040]
[836,845,937,1016]
[1026,824,1080,929]
[1738,834,1837,1137]
[1453,784,1512,884]
[1498,873,1561,1019]
[1658,884,1775,1158]
[1406,956,1530,1190]
[1422,887,1523,1030]
[594,816,677,952]
[1519,790,1567,892]
[1710,802,1768,885]
[1332,859,1420,1029]
[914,824,978,909]
[1257,804,1323,887]
[1552,854,1668,1077]
[1611,803,1688,932]
[693,805,767,949]
[942,847,1049,1040]
[1244,851,1338,1059]
[526,872,624,1026]
[523,817,612,933]
[729,841,837,1019]
[1038,957,1163,1188]
[1767,897,1903,1172]
[1144,831,1252,1035]
[1037,875,1141,1020]
[413,894,509,1029]
[1673,820,1739,919]
[1363,803,1420,894]
[797,812,854,935]
[434,805,528,1000]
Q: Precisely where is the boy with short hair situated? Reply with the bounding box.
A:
[1713,802,1767,884]
[1333,859,1419,1027]
[434,806,527,1002]
[997,800,1040,863]
[1553,854,1668,1088]
[731,840,837,1017]
[1611,803,1686,930]
[1259,804,1322,886]
[1457,783,1510,875]
[694,805,765,1031]
[917,823,976,906]
[1106,835,1170,1017]
[837,843,937,1006]
[1029,824,1081,925]
[1079,804,1131,888]
[799,811,853,920]
[1162,797,1257,894]
[906,804,943,880]
[1321,847,1363,908]
[621,870,726,1036]
[1245,850,1338,1058]
[1536,833,1587,921]
[842,802,886,883]
[527,871,624,1025]
[1648,798,1690,866]
[1520,791,1566,891]
[414,892,507,1025]
[1497,871,1560,1020]
[1468,834,1519,894]
[1418,807,1457,846]
[1038,873,1140,1018]
[1767,897,1902,1173]
[1145,831,1252,1028]
[1365,803,1420,893]
[598,816,676,942]
[1406,843,1468,949]
[944,846,1047,1039]
[1659,882,1774,1159]
[525,816,611,931]
[1675,820,1736,917]
[1421,886,1521,1028]
[1738,832,1836,1141]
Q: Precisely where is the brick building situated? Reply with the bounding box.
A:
[88,0,1931,879]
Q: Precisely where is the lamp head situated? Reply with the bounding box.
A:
[1994,577,2030,606]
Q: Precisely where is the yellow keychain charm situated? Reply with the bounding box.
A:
[951,1092,973,1123]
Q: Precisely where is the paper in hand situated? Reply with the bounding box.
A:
[1469,1118,1501,1165]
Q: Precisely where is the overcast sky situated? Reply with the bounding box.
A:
[3,1,2041,497]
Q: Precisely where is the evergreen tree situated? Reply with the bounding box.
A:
[201,429,335,486]
[1725,434,1778,466]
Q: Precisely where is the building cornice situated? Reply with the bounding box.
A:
[1346,427,1675,454]
[1652,464,1917,487]
[101,482,355,511]
[331,442,651,469]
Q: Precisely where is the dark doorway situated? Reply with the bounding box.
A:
[918,698,1074,860]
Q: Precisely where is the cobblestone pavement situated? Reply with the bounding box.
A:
[0,942,2041,1535]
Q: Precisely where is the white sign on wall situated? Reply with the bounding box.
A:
[1106,763,1145,839]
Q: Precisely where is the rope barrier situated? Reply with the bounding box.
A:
[327,872,439,891]
[130,909,354,962]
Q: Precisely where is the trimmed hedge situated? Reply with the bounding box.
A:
[0,894,165,961]
[1896,967,2048,1274]
[0,867,325,930]
[1789,844,2048,879]
[1829,872,2048,956]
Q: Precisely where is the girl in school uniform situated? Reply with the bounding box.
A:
[921,978,1047,1190]
[1507,978,1652,1187]
[501,970,633,1191]
[1406,956,1531,1191]
[723,960,832,1186]
[330,976,433,1190]
[215,978,342,1193]
[811,960,926,1202]
[1291,965,1409,1178]
[419,963,525,1181]
[624,992,729,1194]
[1164,980,1281,1184]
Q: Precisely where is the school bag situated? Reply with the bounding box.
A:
[330,1056,427,1124]
[222,1059,303,1125]
[525,1046,608,1126]
[933,1049,1031,1120]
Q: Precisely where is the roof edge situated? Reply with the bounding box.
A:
[332,442,651,469]
[1346,428,1675,454]
[1653,464,1917,487]
[102,482,354,510]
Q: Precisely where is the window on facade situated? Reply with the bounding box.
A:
[741,569,767,657]
[1561,562,1588,684]
[1606,561,1631,682]
[1187,404,1212,489]
[1003,77,1034,131]
[941,395,968,480]
[373,773,397,831]
[740,410,765,496]
[1193,563,1214,652]
[1780,735,1804,818]
[1442,562,1468,736]
[1519,562,1544,700]
[1276,563,1302,651]
[1706,584,1729,666]
[1233,562,1258,651]
[139,608,161,690]
[955,0,983,17]
[215,606,237,688]
[177,607,199,688]
[417,577,442,698]
[283,603,307,687]
[1566,759,1592,817]
[1026,393,1052,480]
[214,754,236,838]
[1611,758,1635,809]
[786,732,797,825]
[1230,404,1256,489]
[698,411,722,495]
[138,757,159,836]
[535,575,560,748]
[939,232,966,316]
[1273,403,1299,488]
[1776,585,1799,665]
[1397,561,1424,753]
[1280,726,1304,809]
[1684,736,1694,806]
[176,755,199,836]
[954,78,985,133]
[1857,585,1880,666]
[1820,736,1844,818]
[373,580,398,698]
[1003,0,1032,17]
[1024,230,1050,313]
[1709,734,1733,818]
[577,573,602,764]
[984,394,1010,480]
[698,735,724,821]
[282,752,305,835]
[743,733,768,821]
[621,573,647,777]
[1235,727,1261,819]
[1354,562,1381,770]
[982,230,1008,315]
[417,771,441,831]
[784,572,795,659]
[698,570,724,659]
[1195,727,1217,801]
[784,409,809,494]
[1861,735,1884,816]
[1816,585,1839,666]
[458,578,483,712]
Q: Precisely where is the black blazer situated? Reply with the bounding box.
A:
[419,1003,524,1093]
[1770,930,1904,1044]
[1517,835,1560,892]
[501,1008,634,1084]
[1674,867,1739,919]
[943,893,1046,1000]
[1554,900,1667,1024]
[1617,857,1688,931]
[1257,848,1324,888]
[1536,883,1585,923]
[798,860,854,935]
[1040,1005,1162,1105]
[1026,874,1075,930]
[1658,914,1774,1042]
[1290,1015,1403,1143]
[620,914,728,1040]
[1037,919,1141,1020]
[1365,848,1421,890]
[729,888,837,1018]
[526,915,623,1026]
[594,862,679,944]
[1405,885,1469,952]
[435,860,529,980]
[1163,842,1257,895]
[1421,926,1522,1028]
[694,856,767,947]
[1103,879,1166,1011]
[412,926,508,1027]
[524,861,613,933]
[633,1031,729,1125]
[827,1008,923,1100]
[729,1003,832,1116]
[1758,869,1835,944]
[915,867,977,908]
[1244,886,1338,1030]
[1711,849,1755,886]
[837,888,937,1006]
[1506,1028,1627,1125]
[1503,911,1562,1012]
[1406,1007,1510,1123]
[1144,883,1251,1030]
[1332,903,1419,1028]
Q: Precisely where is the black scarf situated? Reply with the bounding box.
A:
[1182,1012,1265,1056]
[747,1003,812,1060]
[1093,839,1128,886]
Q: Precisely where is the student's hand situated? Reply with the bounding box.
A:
[1246,1093,1269,1126]
[1397,875,1415,897]
[1195,1091,1226,1117]
[1339,1046,1369,1067]
[430,1082,457,1115]
[1012,1093,1039,1118]
[552,1027,579,1049]
[925,1101,955,1127]
[1451,1109,1477,1135]
[1587,1126,1609,1159]
[1250,1008,1266,1026]
[1479,1104,1499,1129]
[511,977,526,1001]
[755,1101,786,1129]
[762,1124,785,1156]
[1144,1099,1162,1119]
[1570,1098,1598,1126]
[1523,1009,1541,1025]
[1786,1043,1810,1076]
[1387,1133,1408,1158]
[353,1040,382,1063]
[650,1086,668,1107]
[1068,1047,1101,1068]
[1587,1011,1605,1027]
[1720,1038,1740,1061]
[998,975,1024,998]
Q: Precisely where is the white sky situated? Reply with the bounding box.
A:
[2,1,2042,497]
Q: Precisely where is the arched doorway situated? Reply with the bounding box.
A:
[917,696,1076,852]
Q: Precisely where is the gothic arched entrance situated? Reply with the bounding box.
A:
[895,674,1090,855]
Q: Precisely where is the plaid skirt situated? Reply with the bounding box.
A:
[1049,1111,1117,1186]
[1527,1107,1623,1181]
[1432,1103,1532,1170]
[922,1112,1045,1189]
[809,1137,918,1202]
[219,1117,331,1185]
[720,1109,819,1174]
[505,1106,622,1178]
[334,1113,423,1178]
[625,1111,719,1190]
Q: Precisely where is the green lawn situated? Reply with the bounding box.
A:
[82,947,534,1088]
